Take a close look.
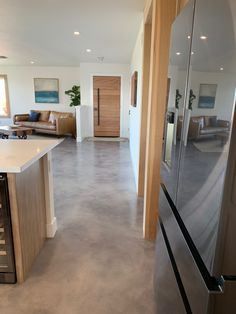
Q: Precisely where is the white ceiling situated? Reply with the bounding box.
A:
[170,0,236,73]
[0,0,144,66]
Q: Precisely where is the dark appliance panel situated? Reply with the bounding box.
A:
[0,174,16,283]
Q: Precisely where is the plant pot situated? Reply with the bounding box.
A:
[75,105,89,142]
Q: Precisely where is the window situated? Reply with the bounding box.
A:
[0,75,10,117]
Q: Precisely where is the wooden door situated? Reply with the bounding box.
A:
[93,76,121,137]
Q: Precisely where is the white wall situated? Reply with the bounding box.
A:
[176,70,236,120]
[80,62,130,138]
[0,66,80,125]
[129,24,143,190]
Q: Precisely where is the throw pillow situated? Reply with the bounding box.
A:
[210,116,217,126]
[31,110,50,122]
[204,116,211,127]
[28,111,40,122]
[48,112,56,125]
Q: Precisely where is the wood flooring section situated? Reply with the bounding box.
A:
[93,76,121,137]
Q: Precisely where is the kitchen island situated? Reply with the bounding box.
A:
[0,139,61,283]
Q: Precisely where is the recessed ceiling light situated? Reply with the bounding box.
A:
[86,49,92,53]
[220,67,224,71]
[176,52,181,55]
[191,52,195,55]
[0,56,8,59]
[200,36,208,40]
[74,31,80,36]
[30,61,35,64]
[187,35,191,39]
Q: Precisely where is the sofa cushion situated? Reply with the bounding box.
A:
[32,110,50,122]
[204,116,216,127]
[14,114,29,122]
[15,121,35,128]
[210,116,217,127]
[29,111,40,122]
[48,112,56,125]
[192,117,204,129]
[51,111,73,118]
[200,127,229,135]
[15,121,56,130]
[49,111,73,125]
[34,122,56,130]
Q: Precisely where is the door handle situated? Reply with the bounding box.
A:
[97,88,100,126]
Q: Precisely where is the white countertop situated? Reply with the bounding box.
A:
[0,139,62,173]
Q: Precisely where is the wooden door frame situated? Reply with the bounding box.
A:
[141,0,189,240]
[138,4,152,198]
[91,74,123,137]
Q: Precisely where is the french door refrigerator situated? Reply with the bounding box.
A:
[154,0,236,313]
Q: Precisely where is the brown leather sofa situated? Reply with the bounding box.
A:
[188,116,230,139]
[177,115,230,140]
[13,110,76,137]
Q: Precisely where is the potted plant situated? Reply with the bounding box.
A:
[65,85,81,106]
[65,85,86,142]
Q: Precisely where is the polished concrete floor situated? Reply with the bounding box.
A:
[0,138,156,314]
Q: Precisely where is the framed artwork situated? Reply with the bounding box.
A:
[34,78,59,103]
[198,84,217,109]
[131,71,138,107]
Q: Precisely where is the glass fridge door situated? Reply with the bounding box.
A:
[162,0,195,203]
[176,0,236,275]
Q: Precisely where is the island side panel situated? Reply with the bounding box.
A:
[7,158,46,283]
[7,173,24,283]
[43,152,57,238]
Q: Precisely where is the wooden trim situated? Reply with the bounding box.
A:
[176,0,189,15]
[138,23,152,197]
[144,0,153,24]
[143,0,177,240]
[0,74,11,118]
[43,152,57,238]
[7,173,24,283]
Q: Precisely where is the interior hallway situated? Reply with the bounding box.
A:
[0,138,156,314]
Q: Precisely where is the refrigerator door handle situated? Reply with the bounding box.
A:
[161,183,223,293]
[159,220,192,313]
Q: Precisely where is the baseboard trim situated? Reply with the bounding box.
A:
[76,136,84,142]
[46,217,57,238]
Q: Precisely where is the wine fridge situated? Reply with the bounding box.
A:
[0,174,16,283]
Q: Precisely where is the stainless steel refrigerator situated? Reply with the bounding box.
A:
[154,0,236,313]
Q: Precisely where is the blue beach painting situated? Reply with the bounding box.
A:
[34,78,59,103]
[198,84,217,109]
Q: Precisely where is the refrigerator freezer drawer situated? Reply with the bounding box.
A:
[159,186,211,313]
[154,223,187,314]
[212,279,236,314]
